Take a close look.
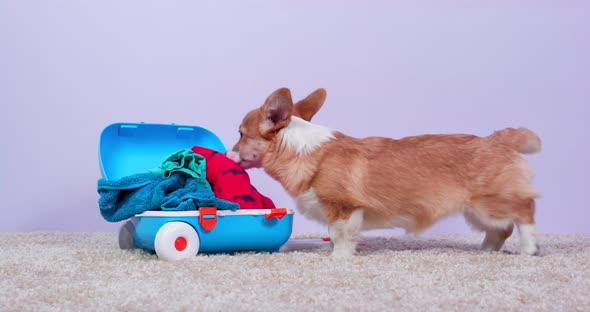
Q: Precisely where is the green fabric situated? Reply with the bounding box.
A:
[148,149,207,180]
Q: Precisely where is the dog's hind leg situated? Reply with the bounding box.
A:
[515,198,540,256]
[467,195,539,255]
[481,225,514,252]
[464,209,514,252]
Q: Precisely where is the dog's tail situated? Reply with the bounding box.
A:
[487,128,541,154]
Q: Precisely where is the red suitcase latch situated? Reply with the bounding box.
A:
[264,208,287,220]
[199,207,218,231]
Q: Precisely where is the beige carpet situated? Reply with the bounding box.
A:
[0,232,589,312]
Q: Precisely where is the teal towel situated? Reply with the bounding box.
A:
[149,149,206,179]
[98,172,239,222]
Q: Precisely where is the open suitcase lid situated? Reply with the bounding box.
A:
[99,122,227,180]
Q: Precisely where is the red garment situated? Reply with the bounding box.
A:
[191,146,276,209]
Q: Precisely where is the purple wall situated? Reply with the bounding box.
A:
[1,1,588,234]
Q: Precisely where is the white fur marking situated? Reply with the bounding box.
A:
[226,150,241,163]
[519,224,539,255]
[329,209,364,257]
[294,188,326,224]
[464,210,513,230]
[281,116,335,155]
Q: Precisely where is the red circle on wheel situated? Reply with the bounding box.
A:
[174,237,187,251]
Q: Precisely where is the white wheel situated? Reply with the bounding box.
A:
[118,219,135,250]
[154,222,200,261]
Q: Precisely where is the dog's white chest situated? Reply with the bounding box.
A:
[294,188,326,224]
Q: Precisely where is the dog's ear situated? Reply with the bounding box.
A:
[260,88,293,136]
[293,88,327,122]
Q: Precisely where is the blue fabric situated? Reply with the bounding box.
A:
[98,172,239,222]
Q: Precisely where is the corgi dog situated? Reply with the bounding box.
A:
[227,88,541,257]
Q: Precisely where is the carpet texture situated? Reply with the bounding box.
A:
[0,232,589,312]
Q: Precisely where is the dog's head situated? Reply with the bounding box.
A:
[227,87,327,169]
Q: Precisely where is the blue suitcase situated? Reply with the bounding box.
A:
[99,122,294,260]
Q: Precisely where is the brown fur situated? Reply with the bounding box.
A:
[229,87,542,255]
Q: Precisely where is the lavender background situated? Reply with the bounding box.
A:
[0,1,588,234]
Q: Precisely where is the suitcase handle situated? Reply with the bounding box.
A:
[264,208,287,220]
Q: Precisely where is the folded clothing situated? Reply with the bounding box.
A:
[98,171,239,222]
[191,146,275,209]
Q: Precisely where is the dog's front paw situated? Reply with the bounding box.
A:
[331,246,356,258]
[522,243,540,256]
